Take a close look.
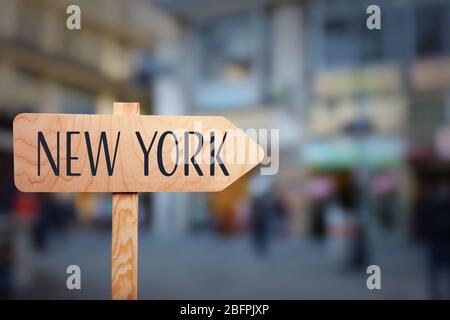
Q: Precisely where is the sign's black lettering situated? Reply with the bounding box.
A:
[157,131,178,177]
[135,131,158,176]
[210,132,229,176]
[85,131,121,176]
[67,131,81,176]
[184,131,204,176]
[37,131,60,176]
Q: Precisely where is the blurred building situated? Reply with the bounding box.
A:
[1,0,448,242]
[302,0,450,241]
[0,0,177,232]
[152,0,450,241]
[301,0,407,242]
[152,0,305,236]
[0,0,179,297]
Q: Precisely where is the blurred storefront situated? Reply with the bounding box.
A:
[303,0,450,242]
[152,0,450,239]
[303,0,408,242]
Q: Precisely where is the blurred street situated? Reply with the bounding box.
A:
[16,230,426,300]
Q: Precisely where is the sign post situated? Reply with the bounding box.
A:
[112,102,139,300]
[13,102,264,299]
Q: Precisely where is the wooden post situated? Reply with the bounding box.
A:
[112,102,140,300]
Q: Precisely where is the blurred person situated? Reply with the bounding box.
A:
[306,176,336,239]
[250,192,272,255]
[324,196,356,269]
[249,175,274,255]
[272,191,288,238]
[234,197,252,233]
[31,194,52,252]
[0,215,13,299]
[310,202,326,239]
[32,194,76,252]
[422,178,450,300]
[11,192,40,292]
[12,193,40,224]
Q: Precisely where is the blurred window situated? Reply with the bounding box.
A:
[58,28,100,71]
[410,94,446,146]
[133,53,152,88]
[360,24,383,63]
[14,71,41,110]
[192,11,267,109]
[415,3,450,59]
[324,17,360,68]
[199,15,253,82]
[16,1,43,49]
[323,8,392,69]
[98,38,132,81]
[59,85,96,114]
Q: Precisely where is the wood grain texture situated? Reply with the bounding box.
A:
[112,192,138,300]
[112,102,139,300]
[113,102,141,116]
[13,113,264,192]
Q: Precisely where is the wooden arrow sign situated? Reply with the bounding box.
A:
[13,113,264,193]
[12,102,264,300]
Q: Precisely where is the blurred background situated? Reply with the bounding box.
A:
[1,0,450,299]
